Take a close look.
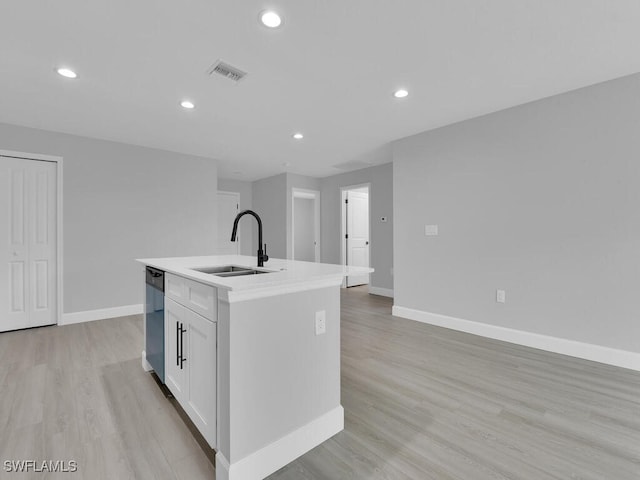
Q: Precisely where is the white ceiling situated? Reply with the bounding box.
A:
[1,1,640,181]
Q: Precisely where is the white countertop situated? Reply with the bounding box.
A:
[137,255,373,294]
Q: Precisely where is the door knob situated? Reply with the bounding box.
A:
[13,251,18,257]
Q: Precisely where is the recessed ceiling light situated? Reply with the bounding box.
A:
[393,89,409,98]
[292,133,304,140]
[260,10,282,28]
[180,100,195,109]
[56,67,77,79]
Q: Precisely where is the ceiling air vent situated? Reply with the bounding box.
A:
[207,60,247,82]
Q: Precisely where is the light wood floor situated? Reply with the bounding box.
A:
[1,287,639,479]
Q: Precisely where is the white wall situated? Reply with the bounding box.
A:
[218,178,253,256]
[320,163,394,293]
[0,122,218,314]
[393,73,640,354]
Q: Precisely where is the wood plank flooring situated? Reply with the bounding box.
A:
[0,315,215,480]
[1,287,639,479]
[271,288,640,479]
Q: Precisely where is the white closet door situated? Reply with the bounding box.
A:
[0,157,57,331]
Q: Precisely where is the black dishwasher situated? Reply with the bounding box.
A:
[145,267,165,383]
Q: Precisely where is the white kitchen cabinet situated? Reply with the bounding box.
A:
[166,272,217,320]
[139,254,368,480]
[165,298,188,398]
[165,296,217,448]
[184,303,217,445]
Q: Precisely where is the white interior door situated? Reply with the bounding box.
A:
[346,190,369,287]
[217,192,239,255]
[0,157,57,332]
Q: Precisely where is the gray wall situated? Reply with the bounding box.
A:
[252,173,287,259]
[393,73,640,353]
[320,163,394,292]
[251,172,323,261]
[286,174,321,260]
[293,197,316,262]
[0,122,218,314]
[218,178,253,256]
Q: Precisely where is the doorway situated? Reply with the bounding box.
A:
[291,188,320,262]
[217,191,240,254]
[341,184,370,287]
[0,152,61,332]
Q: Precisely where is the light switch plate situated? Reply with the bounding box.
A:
[315,310,326,335]
[496,289,506,303]
[425,224,439,236]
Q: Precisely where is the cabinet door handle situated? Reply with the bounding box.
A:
[176,321,180,366]
[180,323,187,369]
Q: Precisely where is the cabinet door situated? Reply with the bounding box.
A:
[184,307,217,448]
[165,298,187,401]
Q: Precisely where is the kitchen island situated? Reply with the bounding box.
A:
[137,255,372,480]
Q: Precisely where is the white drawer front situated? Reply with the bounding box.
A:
[183,277,217,321]
[165,273,217,321]
[165,273,185,302]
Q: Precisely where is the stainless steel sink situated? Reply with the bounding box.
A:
[192,265,252,274]
[191,265,272,277]
[214,269,270,277]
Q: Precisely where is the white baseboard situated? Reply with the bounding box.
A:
[368,286,394,298]
[61,304,143,325]
[215,406,344,480]
[392,305,640,372]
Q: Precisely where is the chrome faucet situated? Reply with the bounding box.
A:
[230,210,269,267]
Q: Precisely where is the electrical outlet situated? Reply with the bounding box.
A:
[315,310,326,335]
[496,289,506,304]
[425,224,439,236]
